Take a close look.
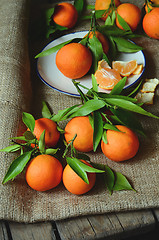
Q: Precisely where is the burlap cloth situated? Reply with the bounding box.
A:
[0,0,159,223]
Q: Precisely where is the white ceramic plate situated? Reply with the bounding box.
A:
[37,31,146,97]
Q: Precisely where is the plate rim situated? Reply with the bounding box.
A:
[36,31,146,97]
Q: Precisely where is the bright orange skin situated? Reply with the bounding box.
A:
[95,0,121,21]
[25,155,63,191]
[56,43,92,79]
[143,8,159,39]
[52,2,78,29]
[33,118,60,148]
[63,160,96,195]
[116,3,141,32]
[101,125,139,162]
[64,116,93,152]
[89,31,109,54]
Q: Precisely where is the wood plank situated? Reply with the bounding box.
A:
[0,222,9,240]
[56,210,155,240]
[9,222,56,240]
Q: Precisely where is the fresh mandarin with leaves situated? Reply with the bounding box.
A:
[32,118,60,148]
[63,160,96,195]
[25,154,63,191]
[116,3,141,32]
[88,31,109,54]
[52,2,78,29]
[95,0,121,21]
[56,43,92,79]
[101,125,139,162]
[64,116,93,152]
[143,7,159,39]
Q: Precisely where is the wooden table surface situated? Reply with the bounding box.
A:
[1,0,159,239]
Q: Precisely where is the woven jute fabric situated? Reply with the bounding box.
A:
[0,0,159,223]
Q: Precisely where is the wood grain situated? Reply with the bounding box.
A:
[9,222,55,240]
[55,210,156,240]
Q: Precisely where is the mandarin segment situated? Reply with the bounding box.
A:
[25,155,63,191]
[62,160,96,195]
[101,125,139,162]
[56,43,92,79]
[95,67,122,90]
[52,2,78,29]
[112,60,138,77]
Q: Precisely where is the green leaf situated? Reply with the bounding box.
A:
[38,130,45,153]
[113,172,135,191]
[2,151,33,184]
[88,35,104,72]
[110,77,127,95]
[66,157,104,184]
[105,98,159,119]
[72,80,88,102]
[128,80,143,97]
[22,112,35,132]
[92,74,98,93]
[42,101,52,118]
[23,131,36,141]
[112,37,143,53]
[95,10,107,19]
[102,130,107,144]
[116,13,132,31]
[45,148,59,155]
[93,111,103,152]
[70,99,106,118]
[10,136,26,141]
[51,104,80,122]
[35,39,72,58]
[110,108,145,136]
[74,0,84,16]
[103,123,120,131]
[45,7,54,26]
[103,165,115,194]
[75,153,90,161]
[0,144,21,153]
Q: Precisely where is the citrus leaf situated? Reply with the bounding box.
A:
[35,39,73,58]
[110,77,127,95]
[10,136,26,141]
[113,172,135,191]
[45,8,54,26]
[45,148,59,155]
[38,130,45,153]
[70,99,106,118]
[2,151,33,184]
[95,9,106,19]
[110,108,145,136]
[105,98,159,119]
[22,112,35,132]
[92,74,98,93]
[51,104,80,122]
[88,35,104,72]
[42,101,52,119]
[97,25,129,37]
[103,123,120,131]
[74,0,84,16]
[0,144,21,153]
[103,165,115,194]
[116,13,132,31]
[23,131,36,140]
[66,157,88,184]
[112,37,143,53]
[72,80,88,102]
[102,130,107,144]
[97,92,137,103]
[93,111,103,152]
